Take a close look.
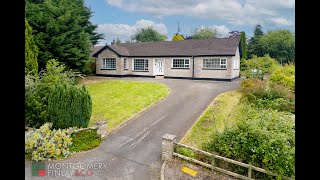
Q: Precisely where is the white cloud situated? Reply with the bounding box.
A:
[269,17,294,26]
[106,0,295,27]
[96,19,167,45]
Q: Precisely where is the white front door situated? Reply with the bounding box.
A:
[154,59,164,75]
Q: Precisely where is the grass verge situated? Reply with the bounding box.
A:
[86,80,170,131]
[69,129,101,152]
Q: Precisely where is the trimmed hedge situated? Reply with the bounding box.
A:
[47,84,92,129]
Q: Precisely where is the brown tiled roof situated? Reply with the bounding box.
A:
[93,35,240,57]
[90,45,104,57]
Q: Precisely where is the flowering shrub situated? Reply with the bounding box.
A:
[25,123,76,162]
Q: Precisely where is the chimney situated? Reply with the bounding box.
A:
[111,39,115,45]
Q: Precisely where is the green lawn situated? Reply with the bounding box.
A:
[86,80,170,131]
[180,91,243,149]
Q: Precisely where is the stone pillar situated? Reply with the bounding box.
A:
[95,121,108,139]
[162,134,176,161]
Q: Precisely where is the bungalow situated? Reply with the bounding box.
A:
[92,35,240,81]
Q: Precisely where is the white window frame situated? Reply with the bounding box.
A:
[102,58,116,69]
[124,58,128,70]
[171,58,190,68]
[202,58,227,69]
[132,58,149,71]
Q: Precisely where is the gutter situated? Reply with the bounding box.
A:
[192,56,195,78]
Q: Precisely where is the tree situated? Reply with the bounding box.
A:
[115,38,121,45]
[191,27,219,39]
[172,33,184,41]
[258,30,295,64]
[240,31,247,59]
[133,26,167,42]
[25,18,38,75]
[26,0,104,73]
[247,24,264,58]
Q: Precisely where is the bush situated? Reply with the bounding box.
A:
[70,129,101,152]
[25,123,75,162]
[240,78,262,88]
[47,84,92,129]
[25,59,82,128]
[242,81,295,113]
[203,106,295,178]
[241,55,279,79]
[269,64,295,91]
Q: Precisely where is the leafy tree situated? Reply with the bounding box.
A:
[25,18,38,75]
[191,27,219,39]
[240,31,247,59]
[26,0,104,73]
[172,33,184,41]
[259,30,295,64]
[247,24,264,58]
[133,26,167,42]
[115,38,121,45]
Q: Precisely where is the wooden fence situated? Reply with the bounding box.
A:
[173,142,294,180]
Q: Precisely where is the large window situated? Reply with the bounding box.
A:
[133,59,148,71]
[124,58,128,70]
[102,58,116,69]
[203,58,227,69]
[172,58,190,68]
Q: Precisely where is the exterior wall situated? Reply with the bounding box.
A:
[126,57,154,76]
[231,46,240,78]
[163,57,193,77]
[194,56,233,79]
[96,48,124,75]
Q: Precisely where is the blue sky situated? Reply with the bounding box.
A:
[84,0,295,46]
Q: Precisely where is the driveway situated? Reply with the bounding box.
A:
[25,77,240,180]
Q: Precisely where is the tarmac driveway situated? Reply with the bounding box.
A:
[25,77,240,180]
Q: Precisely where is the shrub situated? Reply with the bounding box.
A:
[240,78,262,88]
[69,129,101,152]
[25,123,75,162]
[47,84,92,129]
[241,55,279,79]
[203,106,295,178]
[269,64,295,91]
[25,59,81,128]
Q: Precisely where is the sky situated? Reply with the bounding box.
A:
[84,0,295,46]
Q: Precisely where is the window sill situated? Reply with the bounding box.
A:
[101,69,116,70]
[132,70,149,72]
[202,68,227,70]
[171,68,190,69]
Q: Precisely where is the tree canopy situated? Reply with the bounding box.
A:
[26,0,104,73]
[133,26,167,42]
[240,31,247,59]
[247,24,264,58]
[25,18,38,75]
[191,27,218,39]
[259,30,295,64]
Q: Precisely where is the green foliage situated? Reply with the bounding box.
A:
[203,106,295,178]
[26,0,104,73]
[241,80,295,113]
[82,58,96,75]
[241,55,279,79]
[259,30,295,64]
[240,31,247,59]
[133,26,167,42]
[115,38,121,45]
[240,78,262,88]
[69,129,101,152]
[172,33,184,41]
[25,59,80,128]
[191,27,218,39]
[25,18,38,75]
[247,24,265,58]
[47,83,92,129]
[25,123,75,162]
[269,64,295,91]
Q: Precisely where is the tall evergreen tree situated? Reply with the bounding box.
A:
[240,31,247,59]
[247,24,264,58]
[25,18,38,75]
[26,0,104,73]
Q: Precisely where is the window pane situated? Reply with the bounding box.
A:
[103,58,116,69]
[134,59,148,71]
[221,59,226,64]
[124,58,127,69]
[173,59,189,68]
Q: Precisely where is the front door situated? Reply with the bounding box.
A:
[154,59,164,75]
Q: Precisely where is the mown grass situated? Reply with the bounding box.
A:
[86,80,170,131]
[69,129,101,152]
[180,91,243,149]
